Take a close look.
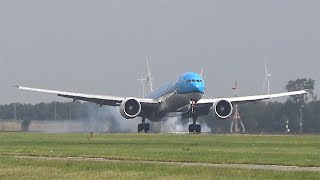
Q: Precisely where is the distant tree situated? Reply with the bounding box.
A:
[285,78,316,104]
[302,101,320,133]
[285,78,318,133]
[1,94,319,133]
[240,102,266,132]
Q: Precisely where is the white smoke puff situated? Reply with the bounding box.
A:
[199,121,211,133]
[108,107,140,132]
[90,106,212,133]
[160,117,212,133]
[160,117,188,133]
[91,106,139,133]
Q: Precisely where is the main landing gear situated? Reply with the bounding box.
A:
[138,117,150,133]
[189,100,201,133]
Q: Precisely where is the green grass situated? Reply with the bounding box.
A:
[0,133,320,179]
[1,133,320,166]
[1,157,320,180]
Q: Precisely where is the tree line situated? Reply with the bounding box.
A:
[0,78,318,133]
[204,100,320,133]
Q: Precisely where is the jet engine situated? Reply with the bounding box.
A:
[214,99,233,119]
[120,98,142,119]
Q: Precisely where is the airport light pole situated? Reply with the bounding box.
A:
[14,102,17,120]
[69,103,72,120]
[285,120,290,133]
[299,105,304,134]
[54,101,57,121]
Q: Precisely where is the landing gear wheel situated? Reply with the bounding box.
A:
[138,118,150,133]
[189,124,201,133]
[195,125,201,133]
[189,124,195,133]
[188,100,201,133]
[138,124,144,133]
[144,123,150,133]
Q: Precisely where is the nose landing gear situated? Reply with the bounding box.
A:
[189,100,201,133]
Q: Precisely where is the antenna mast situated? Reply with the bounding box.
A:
[230,81,246,133]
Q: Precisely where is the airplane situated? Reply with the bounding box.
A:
[15,71,306,133]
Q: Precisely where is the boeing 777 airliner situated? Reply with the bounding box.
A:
[16,72,306,133]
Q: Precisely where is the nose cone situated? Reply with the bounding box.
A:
[180,82,205,94]
[192,82,205,94]
[177,72,206,95]
[178,82,205,94]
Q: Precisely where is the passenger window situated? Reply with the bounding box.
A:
[192,79,196,82]
[196,80,200,82]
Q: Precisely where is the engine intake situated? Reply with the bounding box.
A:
[214,100,233,119]
[120,98,141,119]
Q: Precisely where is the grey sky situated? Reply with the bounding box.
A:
[0,0,319,104]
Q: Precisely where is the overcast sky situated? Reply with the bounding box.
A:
[0,0,319,104]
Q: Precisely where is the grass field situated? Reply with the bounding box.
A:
[1,133,320,179]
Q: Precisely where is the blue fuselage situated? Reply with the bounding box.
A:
[147,72,205,120]
[148,72,205,99]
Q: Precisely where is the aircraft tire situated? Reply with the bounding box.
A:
[138,124,144,133]
[144,123,150,133]
[195,125,201,133]
[189,124,195,133]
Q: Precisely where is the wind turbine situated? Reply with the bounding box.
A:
[145,53,153,92]
[262,64,272,94]
[137,74,146,98]
[200,67,208,80]
[137,53,154,97]
[200,67,204,78]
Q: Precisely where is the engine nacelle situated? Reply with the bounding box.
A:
[214,99,233,119]
[120,98,142,119]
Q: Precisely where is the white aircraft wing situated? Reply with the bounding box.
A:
[15,86,159,106]
[198,90,307,104]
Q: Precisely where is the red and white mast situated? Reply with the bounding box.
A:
[230,81,246,133]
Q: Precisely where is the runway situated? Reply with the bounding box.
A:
[8,155,320,172]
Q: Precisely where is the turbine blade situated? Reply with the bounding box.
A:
[264,64,268,75]
[145,53,151,75]
[145,51,153,92]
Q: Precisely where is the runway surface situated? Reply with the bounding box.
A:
[8,155,320,172]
